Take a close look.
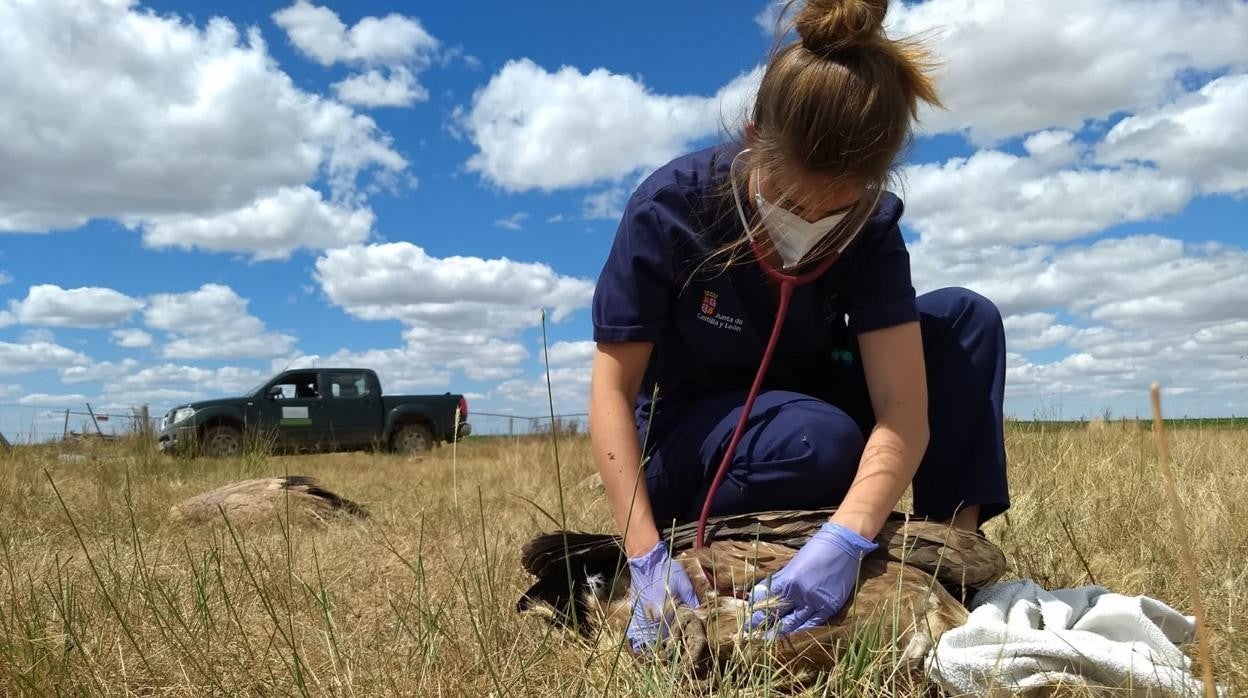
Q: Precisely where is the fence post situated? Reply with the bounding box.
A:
[508,415,514,439]
[62,409,70,440]
[139,404,151,438]
[85,403,104,437]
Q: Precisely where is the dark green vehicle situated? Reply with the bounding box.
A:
[157,368,470,458]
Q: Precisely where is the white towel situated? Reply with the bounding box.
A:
[925,579,1220,697]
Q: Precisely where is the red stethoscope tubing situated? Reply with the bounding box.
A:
[692,239,841,552]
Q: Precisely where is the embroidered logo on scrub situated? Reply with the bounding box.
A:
[696,290,744,333]
[700,290,717,316]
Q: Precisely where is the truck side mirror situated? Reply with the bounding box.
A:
[267,385,283,399]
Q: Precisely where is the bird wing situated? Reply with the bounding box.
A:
[517,508,1007,628]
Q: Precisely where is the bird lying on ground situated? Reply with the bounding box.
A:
[168,476,368,524]
[517,509,1007,685]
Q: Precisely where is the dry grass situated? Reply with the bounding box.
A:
[0,424,1244,696]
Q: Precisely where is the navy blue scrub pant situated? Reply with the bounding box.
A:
[643,287,1009,527]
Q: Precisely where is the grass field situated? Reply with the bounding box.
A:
[0,424,1244,696]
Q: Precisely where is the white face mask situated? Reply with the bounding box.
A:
[731,150,859,270]
[752,186,851,269]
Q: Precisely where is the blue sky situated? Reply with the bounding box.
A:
[1,0,1246,440]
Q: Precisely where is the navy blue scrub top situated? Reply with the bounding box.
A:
[591,142,920,436]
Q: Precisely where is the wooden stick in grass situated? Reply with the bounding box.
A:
[1150,383,1216,698]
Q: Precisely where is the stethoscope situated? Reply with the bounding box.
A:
[692,150,878,554]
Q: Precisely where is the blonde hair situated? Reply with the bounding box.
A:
[701,0,941,275]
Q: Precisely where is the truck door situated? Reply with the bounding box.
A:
[256,371,326,448]
[323,370,381,447]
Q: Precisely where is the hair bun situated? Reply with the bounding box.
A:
[794,0,888,54]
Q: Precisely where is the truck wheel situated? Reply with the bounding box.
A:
[202,425,243,458]
[392,423,432,454]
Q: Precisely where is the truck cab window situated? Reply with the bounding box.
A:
[272,371,320,399]
[328,372,372,399]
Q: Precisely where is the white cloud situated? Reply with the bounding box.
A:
[581,187,629,221]
[280,326,530,393]
[69,363,269,409]
[0,271,11,286]
[315,243,594,331]
[914,233,1248,411]
[60,360,142,385]
[144,284,297,359]
[494,212,529,230]
[487,341,597,417]
[280,350,449,392]
[494,367,591,414]
[18,393,89,407]
[754,1,787,36]
[19,329,56,344]
[1019,130,1083,166]
[914,234,1248,323]
[438,45,482,70]
[1003,319,1248,411]
[0,0,405,256]
[110,329,153,348]
[311,243,595,396]
[0,384,19,398]
[332,67,428,107]
[108,364,264,394]
[102,387,202,408]
[902,138,1193,247]
[0,341,91,374]
[9,285,144,328]
[160,335,286,362]
[1001,313,1080,353]
[461,59,761,191]
[544,341,595,367]
[887,0,1248,143]
[1098,74,1248,196]
[273,1,438,67]
[399,326,529,381]
[273,2,438,111]
[139,186,374,260]
[0,311,12,329]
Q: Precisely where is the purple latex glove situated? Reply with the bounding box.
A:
[626,540,700,652]
[744,522,879,637]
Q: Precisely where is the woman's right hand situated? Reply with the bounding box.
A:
[626,540,700,652]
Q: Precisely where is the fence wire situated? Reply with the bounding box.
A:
[466,411,589,438]
[0,403,154,445]
[0,403,588,445]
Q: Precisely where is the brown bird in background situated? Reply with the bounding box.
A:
[168,476,368,525]
[518,509,1007,686]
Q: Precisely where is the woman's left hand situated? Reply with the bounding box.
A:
[744,522,879,637]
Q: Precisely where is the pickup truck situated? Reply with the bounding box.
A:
[157,368,470,457]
